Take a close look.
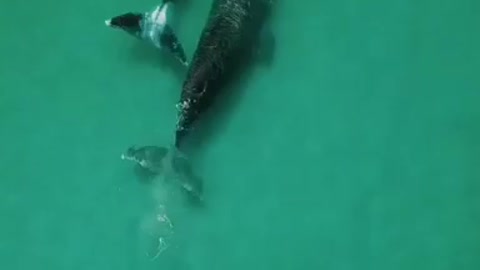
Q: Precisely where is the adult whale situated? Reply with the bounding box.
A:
[130,0,275,200]
[174,0,275,148]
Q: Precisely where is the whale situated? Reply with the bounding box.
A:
[127,0,275,201]
[174,0,275,148]
[105,0,188,66]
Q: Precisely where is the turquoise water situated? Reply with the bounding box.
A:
[1,0,479,269]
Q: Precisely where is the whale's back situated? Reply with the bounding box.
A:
[185,0,271,85]
[175,0,272,148]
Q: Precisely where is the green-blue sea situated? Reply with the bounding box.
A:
[1,0,479,269]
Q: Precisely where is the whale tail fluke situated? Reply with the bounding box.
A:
[146,144,204,205]
[121,143,204,206]
[168,147,204,205]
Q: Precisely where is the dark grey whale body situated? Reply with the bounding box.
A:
[174,0,274,149]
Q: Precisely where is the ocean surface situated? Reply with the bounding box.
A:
[1,0,479,269]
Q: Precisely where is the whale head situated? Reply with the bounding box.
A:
[105,12,143,37]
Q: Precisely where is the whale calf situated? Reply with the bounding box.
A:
[105,0,188,66]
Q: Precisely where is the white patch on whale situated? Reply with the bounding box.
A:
[141,3,170,48]
[151,3,168,26]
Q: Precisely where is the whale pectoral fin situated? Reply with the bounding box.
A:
[254,26,275,66]
[159,24,188,66]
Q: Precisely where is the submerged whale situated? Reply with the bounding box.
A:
[128,0,275,201]
[105,0,188,66]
